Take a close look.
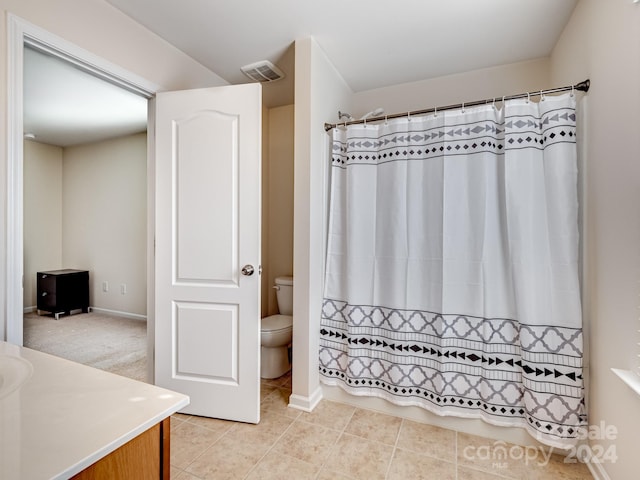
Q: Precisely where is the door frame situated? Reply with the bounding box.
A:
[5,15,160,378]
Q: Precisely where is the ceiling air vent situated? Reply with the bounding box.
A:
[241,60,285,83]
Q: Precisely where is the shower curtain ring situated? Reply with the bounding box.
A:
[461,102,465,113]
[526,92,530,104]
[571,85,575,97]
[492,97,496,110]
[433,106,437,118]
[384,115,388,125]
[540,90,545,101]
[364,117,367,127]
[407,111,411,121]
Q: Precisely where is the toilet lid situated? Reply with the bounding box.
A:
[274,276,293,286]
[262,314,293,332]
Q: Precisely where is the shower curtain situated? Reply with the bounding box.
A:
[320,93,586,448]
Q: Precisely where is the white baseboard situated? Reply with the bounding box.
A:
[288,385,323,412]
[22,306,147,321]
[24,305,146,321]
[89,307,147,321]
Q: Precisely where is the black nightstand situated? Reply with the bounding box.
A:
[37,269,90,320]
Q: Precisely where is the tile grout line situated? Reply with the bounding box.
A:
[241,419,298,479]
[312,404,359,479]
[177,384,289,479]
[454,430,458,480]
[242,386,302,479]
[383,417,405,479]
[177,417,239,478]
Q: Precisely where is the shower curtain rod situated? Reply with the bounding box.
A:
[323,79,590,132]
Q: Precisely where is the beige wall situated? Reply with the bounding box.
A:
[23,133,147,316]
[263,105,294,317]
[62,133,147,316]
[261,106,270,316]
[23,140,63,308]
[550,1,640,478]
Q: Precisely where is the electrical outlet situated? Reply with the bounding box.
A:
[102,281,109,293]
[121,283,127,295]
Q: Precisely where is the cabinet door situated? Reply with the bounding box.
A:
[71,419,168,480]
[37,274,57,310]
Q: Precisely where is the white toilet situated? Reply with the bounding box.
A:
[261,276,293,379]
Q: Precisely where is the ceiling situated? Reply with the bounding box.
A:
[104,0,579,106]
[24,46,148,147]
[24,0,579,147]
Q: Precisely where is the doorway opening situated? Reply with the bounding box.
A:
[23,43,148,379]
[7,14,159,382]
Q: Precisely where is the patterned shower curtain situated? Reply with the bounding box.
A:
[320,93,586,448]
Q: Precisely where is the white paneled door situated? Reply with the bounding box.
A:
[154,84,261,423]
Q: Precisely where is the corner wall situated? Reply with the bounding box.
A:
[550,1,640,478]
[292,37,353,409]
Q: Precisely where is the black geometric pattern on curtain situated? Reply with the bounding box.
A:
[320,299,586,442]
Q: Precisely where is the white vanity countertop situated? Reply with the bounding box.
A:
[0,341,189,479]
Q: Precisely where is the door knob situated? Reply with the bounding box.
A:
[241,265,255,276]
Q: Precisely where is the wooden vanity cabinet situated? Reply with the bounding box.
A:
[71,418,170,480]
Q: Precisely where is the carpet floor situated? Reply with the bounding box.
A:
[23,311,148,382]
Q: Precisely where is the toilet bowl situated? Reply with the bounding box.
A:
[261,314,292,379]
[261,276,293,379]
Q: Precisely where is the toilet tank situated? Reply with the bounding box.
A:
[274,276,293,315]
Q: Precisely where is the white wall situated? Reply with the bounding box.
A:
[351,57,550,117]
[550,1,640,478]
[0,0,227,340]
[23,140,63,308]
[0,0,226,92]
[63,133,147,316]
[291,37,353,409]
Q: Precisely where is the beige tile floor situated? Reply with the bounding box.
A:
[170,373,593,480]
